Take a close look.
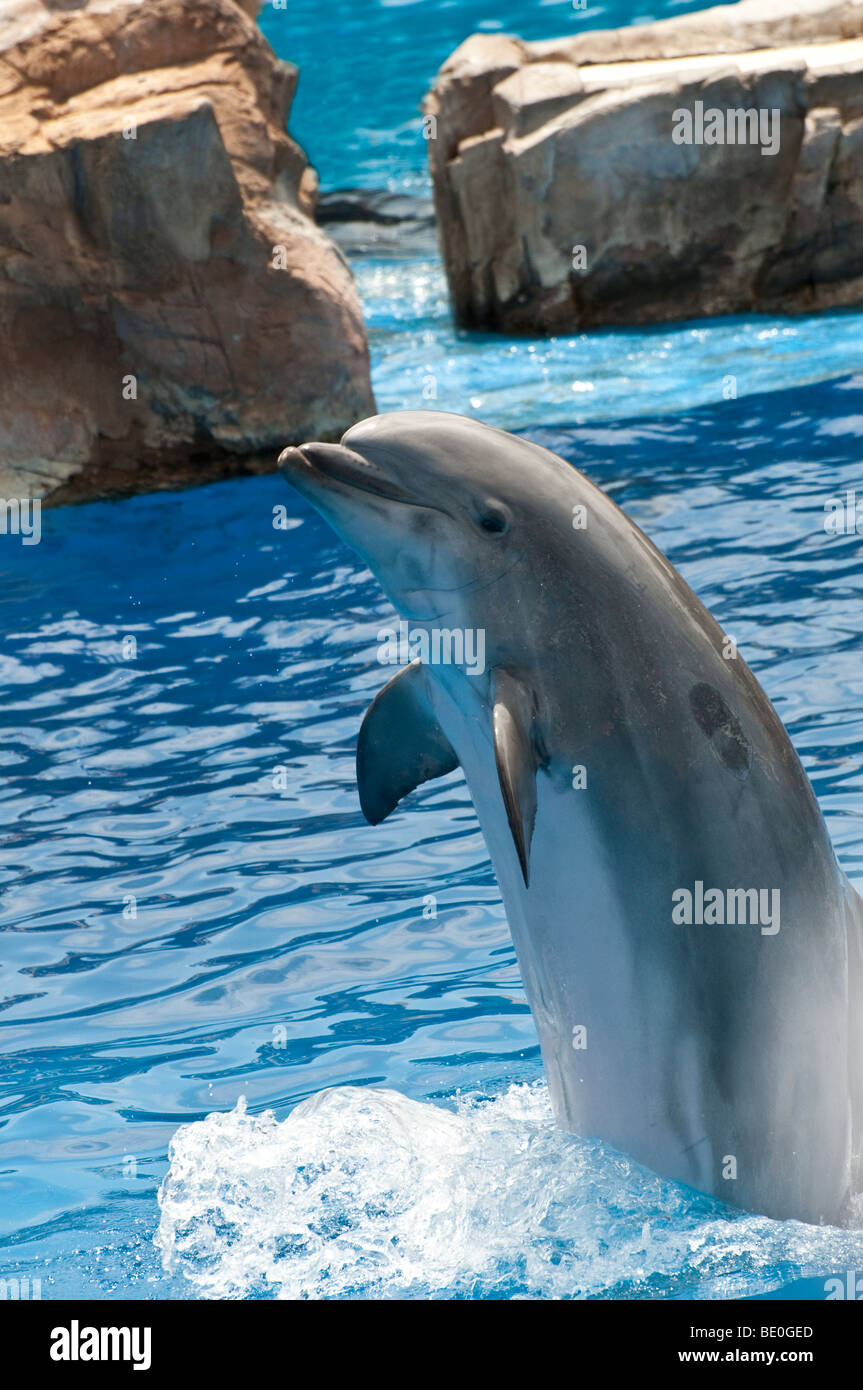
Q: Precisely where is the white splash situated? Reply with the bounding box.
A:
[156,1083,863,1300]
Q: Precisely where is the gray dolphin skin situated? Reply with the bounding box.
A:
[280,410,863,1225]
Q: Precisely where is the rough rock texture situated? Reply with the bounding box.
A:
[0,0,374,502]
[425,0,863,332]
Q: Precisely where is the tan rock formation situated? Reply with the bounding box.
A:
[425,0,863,333]
[0,0,374,502]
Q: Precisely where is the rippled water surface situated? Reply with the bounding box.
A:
[3,0,863,1301]
[3,376,863,1298]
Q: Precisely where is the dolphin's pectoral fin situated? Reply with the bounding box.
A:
[357,659,459,825]
[492,668,540,888]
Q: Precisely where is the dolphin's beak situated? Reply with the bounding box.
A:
[279,441,415,505]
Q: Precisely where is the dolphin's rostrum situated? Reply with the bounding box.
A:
[281,410,863,1226]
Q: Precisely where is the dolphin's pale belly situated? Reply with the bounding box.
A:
[511,780,709,1177]
[494,774,850,1223]
[432,676,855,1225]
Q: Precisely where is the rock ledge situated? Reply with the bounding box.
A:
[425,0,863,332]
[0,0,375,502]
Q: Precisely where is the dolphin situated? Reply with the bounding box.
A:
[280,410,863,1226]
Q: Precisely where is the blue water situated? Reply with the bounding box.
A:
[263,0,713,191]
[2,1,863,1301]
[3,376,863,1298]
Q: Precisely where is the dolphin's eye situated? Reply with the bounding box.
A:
[476,504,511,535]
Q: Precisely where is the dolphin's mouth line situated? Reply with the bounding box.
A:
[280,442,450,518]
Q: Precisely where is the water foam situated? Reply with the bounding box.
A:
[156,1084,863,1300]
